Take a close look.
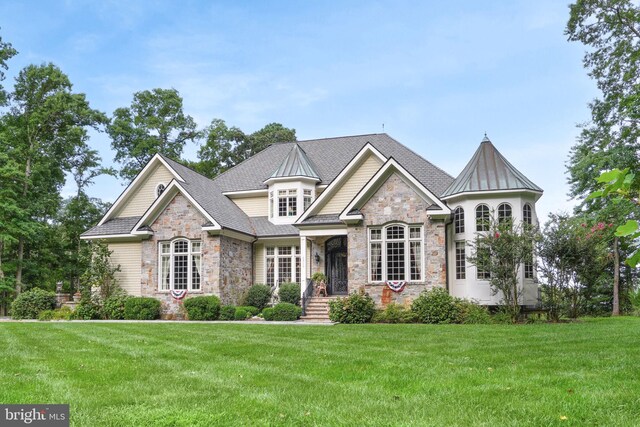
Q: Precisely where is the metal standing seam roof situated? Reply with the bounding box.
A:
[269,144,320,180]
[441,136,543,198]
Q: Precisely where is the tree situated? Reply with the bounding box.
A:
[0,63,107,293]
[467,215,538,322]
[566,0,640,315]
[537,214,610,320]
[0,31,17,105]
[191,120,296,179]
[80,241,120,300]
[108,88,198,181]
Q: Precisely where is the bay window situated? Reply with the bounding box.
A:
[278,190,297,217]
[369,224,423,283]
[265,245,301,287]
[159,239,201,291]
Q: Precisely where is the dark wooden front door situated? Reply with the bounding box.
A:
[326,236,348,295]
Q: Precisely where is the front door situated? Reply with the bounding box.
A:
[325,236,348,295]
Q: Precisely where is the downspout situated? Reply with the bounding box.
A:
[444,216,451,292]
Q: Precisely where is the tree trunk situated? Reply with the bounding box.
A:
[16,135,34,295]
[613,236,620,316]
[0,239,4,316]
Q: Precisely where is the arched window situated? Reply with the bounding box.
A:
[523,203,532,225]
[498,203,512,224]
[159,239,201,291]
[476,204,490,231]
[454,207,465,234]
[369,223,423,282]
[155,183,166,198]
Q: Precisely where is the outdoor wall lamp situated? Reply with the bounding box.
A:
[314,252,320,264]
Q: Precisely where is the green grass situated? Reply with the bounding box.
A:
[1,318,639,426]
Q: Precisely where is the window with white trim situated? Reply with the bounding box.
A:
[265,245,301,286]
[498,203,512,224]
[269,191,274,218]
[524,259,534,279]
[523,203,532,225]
[278,190,297,217]
[476,245,491,280]
[368,224,423,282]
[159,239,201,291]
[454,207,464,234]
[303,189,313,211]
[476,204,490,231]
[455,241,466,280]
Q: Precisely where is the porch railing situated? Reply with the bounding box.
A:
[301,278,314,316]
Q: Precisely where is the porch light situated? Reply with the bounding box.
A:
[314,252,320,264]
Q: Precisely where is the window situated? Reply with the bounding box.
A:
[159,239,201,291]
[368,224,422,282]
[454,207,464,234]
[155,183,166,198]
[523,203,532,225]
[303,189,313,211]
[524,260,534,279]
[498,203,512,224]
[476,245,491,280]
[476,204,490,231]
[278,190,297,217]
[455,241,466,280]
[269,191,274,218]
[265,245,301,287]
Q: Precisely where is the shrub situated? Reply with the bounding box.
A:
[491,308,513,324]
[124,297,161,320]
[455,300,491,324]
[234,307,252,320]
[373,303,417,324]
[411,287,460,324]
[236,306,260,316]
[11,288,57,319]
[262,307,275,321]
[328,291,376,324]
[271,302,302,321]
[39,307,74,321]
[278,283,301,305]
[103,294,131,320]
[73,298,102,320]
[242,284,272,310]
[183,296,221,321]
[219,305,236,321]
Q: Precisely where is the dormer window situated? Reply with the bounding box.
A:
[278,189,297,217]
[303,189,313,211]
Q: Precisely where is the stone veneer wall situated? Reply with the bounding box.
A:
[140,193,250,317]
[348,173,447,306]
[219,235,253,305]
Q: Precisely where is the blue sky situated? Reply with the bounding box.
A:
[0,0,597,222]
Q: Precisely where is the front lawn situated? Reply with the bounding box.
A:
[1,318,639,426]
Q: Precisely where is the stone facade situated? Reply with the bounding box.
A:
[140,193,251,317]
[347,173,447,306]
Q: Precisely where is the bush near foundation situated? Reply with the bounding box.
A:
[262,307,275,321]
[242,284,272,310]
[372,303,418,324]
[220,305,236,320]
[411,287,459,324]
[270,302,302,321]
[183,296,221,321]
[234,307,252,320]
[328,292,376,324]
[278,283,301,305]
[124,297,161,320]
[11,288,56,319]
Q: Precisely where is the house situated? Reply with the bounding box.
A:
[81,133,542,316]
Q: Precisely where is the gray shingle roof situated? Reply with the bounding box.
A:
[82,216,141,236]
[269,144,320,181]
[299,214,342,225]
[214,133,454,197]
[249,217,299,237]
[442,137,543,198]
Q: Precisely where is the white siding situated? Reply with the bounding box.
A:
[318,154,383,215]
[108,242,142,296]
[253,244,264,284]
[116,164,175,218]
[233,196,268,217]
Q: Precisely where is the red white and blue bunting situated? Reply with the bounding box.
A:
[170,289,188,301]
[386,281,406,293]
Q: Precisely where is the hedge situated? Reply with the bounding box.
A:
[183,296,221,321]
[11,288,56,319]
[124,297,161,320]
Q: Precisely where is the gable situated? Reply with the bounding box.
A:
[113,163,176,218]
[317,152,384,215]
[359,173,433,222]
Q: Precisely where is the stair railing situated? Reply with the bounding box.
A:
[301,278,314,316]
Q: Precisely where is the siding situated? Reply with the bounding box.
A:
[253,244,265,284]
[318,154,383,215]
[116,164,175,218]
[108,242,142,296]
[233,196,268,217]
